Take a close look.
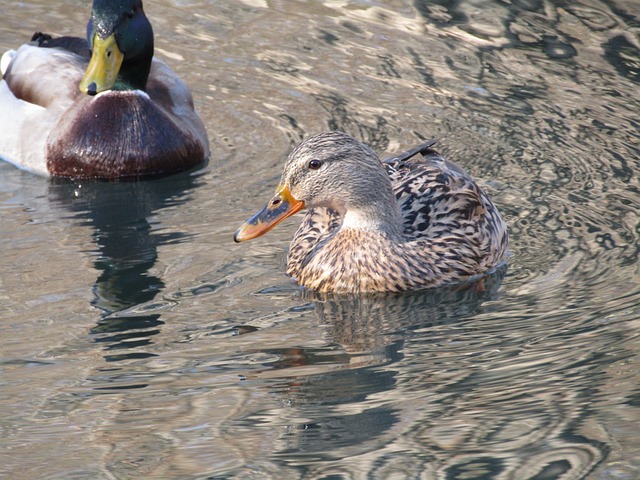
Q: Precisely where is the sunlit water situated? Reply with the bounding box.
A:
[1,0,639,478]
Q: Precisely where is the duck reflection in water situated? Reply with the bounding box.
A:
[246,268,506,448]
[48,172,201,361]
[237,265,605,478]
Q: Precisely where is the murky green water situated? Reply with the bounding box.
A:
[1,0,639,478]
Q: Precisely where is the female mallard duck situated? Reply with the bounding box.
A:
[0,0,209,178]
[234,131,509,293]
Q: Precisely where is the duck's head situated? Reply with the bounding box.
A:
[79,0,153,95]
[234,131,400,242]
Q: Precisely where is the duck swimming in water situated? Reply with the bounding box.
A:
[0,0,209,179]
[234,131,509,293]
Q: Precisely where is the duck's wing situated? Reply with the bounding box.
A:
[384,142,493,240]
[2,37,87,109]
[0,36,89,175]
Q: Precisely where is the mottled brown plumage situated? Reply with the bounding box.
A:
[235,131,509,293]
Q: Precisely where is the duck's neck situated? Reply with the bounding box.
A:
[115,54,153,91]
[340,193,404,237]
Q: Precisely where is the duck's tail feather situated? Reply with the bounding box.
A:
[383,139,437,164]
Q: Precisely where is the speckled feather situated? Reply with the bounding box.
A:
[285,133,509,293]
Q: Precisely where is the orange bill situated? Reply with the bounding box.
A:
[234,184,304,242]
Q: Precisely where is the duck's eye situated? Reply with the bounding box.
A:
[126,8,136,19]
[308,159,322,170]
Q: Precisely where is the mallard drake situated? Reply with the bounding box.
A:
[234,131,509,293]
[0,0,209,179]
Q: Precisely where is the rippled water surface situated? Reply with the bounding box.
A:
[1,0,639,478]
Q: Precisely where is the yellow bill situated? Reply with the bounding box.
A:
[234,184,304,242]
[79,33,124,95]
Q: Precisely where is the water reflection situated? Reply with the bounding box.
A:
[229,266,618,478]
[47,173,202,361]
[311,268,508,362]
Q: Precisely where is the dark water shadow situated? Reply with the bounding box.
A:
[47,171,203,361]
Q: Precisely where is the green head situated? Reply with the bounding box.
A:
[80,0,154,95]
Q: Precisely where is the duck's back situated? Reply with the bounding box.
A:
[385,144,503,240]
[387,144,508,275]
